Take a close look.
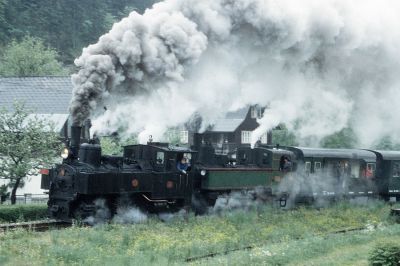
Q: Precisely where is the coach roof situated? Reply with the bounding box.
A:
[369,150,400,160]
[289,147,376,161]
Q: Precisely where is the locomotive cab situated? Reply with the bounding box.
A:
[123,144,197,173]
[121,143,197,211]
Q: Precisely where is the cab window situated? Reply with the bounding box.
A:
[183,153,192,163]
[156,152,165,165]
[238,150,247,163]
[262,152,269,165]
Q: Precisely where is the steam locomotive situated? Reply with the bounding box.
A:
[41,126,400,221]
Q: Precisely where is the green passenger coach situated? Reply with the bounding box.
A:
[197,146,295,196]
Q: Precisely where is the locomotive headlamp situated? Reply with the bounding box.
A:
[61,147,70,159]
[200,169,207,176]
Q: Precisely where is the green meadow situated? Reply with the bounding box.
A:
[0,201,398,265]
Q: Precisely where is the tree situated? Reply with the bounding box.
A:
[271,125,298,147]
[373,136,400,150]
[0,0,7,43]
[0,36,66,76]
[100,135,137,155]
[0,102,61,204]
[0,0,160,64]
[320,128,359,149]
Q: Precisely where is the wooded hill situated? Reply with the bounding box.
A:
[0,0,157,65]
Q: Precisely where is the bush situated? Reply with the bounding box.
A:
[0,204,48,223]
[369,241,400,266]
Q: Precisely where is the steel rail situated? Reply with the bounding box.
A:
[0,220,71,232]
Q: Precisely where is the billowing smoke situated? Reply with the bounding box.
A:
[82,199,148,225]
[276,166,379,208]
[70,0,400,146]
[210,187,271,213]
[83,199,111,225]
[113,206,148,224]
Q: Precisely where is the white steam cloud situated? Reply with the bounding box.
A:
[70,0,400,146]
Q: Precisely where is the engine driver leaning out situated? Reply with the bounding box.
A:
[177,157,190,174]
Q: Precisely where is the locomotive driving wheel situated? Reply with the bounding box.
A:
[71,197,112,223]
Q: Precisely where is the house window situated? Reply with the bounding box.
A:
[260,133,268,144]
[180,130,189,144]
[241,131,252,144]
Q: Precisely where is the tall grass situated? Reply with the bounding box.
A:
[0,201,396,265]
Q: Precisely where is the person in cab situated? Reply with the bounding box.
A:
[177,157,190,174]
[280,157,292,172]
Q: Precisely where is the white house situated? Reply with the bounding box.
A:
[0,76,75,195]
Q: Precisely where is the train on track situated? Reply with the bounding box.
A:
[41,126,400,221]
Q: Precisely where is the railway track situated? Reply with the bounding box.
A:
[0,220,71,232]
[185,226,366,262]
[391,208,400,216]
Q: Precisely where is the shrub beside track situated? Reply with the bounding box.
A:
[0,204,48,223]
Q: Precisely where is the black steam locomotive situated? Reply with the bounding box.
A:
[41,126,400,221]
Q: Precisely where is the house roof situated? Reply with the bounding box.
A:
[0,76,72,114]
[208,107,249,132]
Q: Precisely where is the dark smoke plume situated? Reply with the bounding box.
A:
[70,0,400,146]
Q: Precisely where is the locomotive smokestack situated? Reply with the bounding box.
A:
[70,126,82,159]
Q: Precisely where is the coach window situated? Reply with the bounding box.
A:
[314,162,322,172]
[305,161,311,173]
[156,152,165,165]
[366,163,376,176]
[393,161,400,178]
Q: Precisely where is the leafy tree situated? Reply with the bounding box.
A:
[320,128,359,149]
[0,0,7,43]
[100,135,137,155]
[100,137,123,155]
[0,36,66,76]
[0,0,160,64]
[373,136,400,150]
[271,126,298,147]
[0,102,61,204]
[0,184,9,204]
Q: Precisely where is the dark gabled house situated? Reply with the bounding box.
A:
[190,105,272,154]
[0,76,90,139]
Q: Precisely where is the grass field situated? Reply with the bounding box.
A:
[0,201,398,265]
